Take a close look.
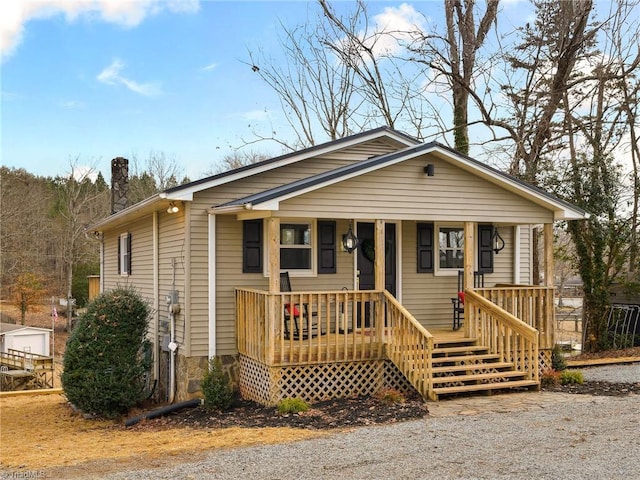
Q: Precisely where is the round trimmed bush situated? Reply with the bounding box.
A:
[61,286,152,418]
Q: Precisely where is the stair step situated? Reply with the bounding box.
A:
[431,370,526,385]
[430,353,502,364]
[433,345,489,356]
[433,338,478,348]
[434,379,539,396]
[432,361,514,374]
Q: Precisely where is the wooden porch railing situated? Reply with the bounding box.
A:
[464,290,539,382]
[382,291,435,400]
[475,286,555,349]
[236,288,387,366]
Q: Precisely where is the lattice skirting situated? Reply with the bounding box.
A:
[239,351,551,406]
[239,355,418,406]
[539,348,552,373]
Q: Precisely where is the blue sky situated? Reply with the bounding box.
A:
[1,0,531,182]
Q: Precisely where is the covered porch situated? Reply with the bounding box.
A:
[234,219,555,405]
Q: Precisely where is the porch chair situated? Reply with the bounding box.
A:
[280,271,318,339]
[451,270,485,330]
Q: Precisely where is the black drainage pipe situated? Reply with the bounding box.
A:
[125,398,202,427]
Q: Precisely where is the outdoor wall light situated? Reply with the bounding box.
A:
[424,164,435,176]
[342,221,359,253]
[167,202,180,214]
[492,227,506,254]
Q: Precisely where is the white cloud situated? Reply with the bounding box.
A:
[202,62,219,72]
[369,3,427,57]
[97,58,162,96]
[0,0,200,62]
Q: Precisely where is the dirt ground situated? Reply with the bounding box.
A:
[1,302,639,478]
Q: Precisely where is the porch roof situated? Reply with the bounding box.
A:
[210,142,588,221]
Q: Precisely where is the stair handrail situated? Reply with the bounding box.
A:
[382,291,436,400]
[464,290,539,381]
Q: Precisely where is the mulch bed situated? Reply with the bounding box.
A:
[141,393,429,431]
[139,377,640,432]
[542,380,640,396]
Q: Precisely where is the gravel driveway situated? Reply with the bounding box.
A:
[102,364,640,480]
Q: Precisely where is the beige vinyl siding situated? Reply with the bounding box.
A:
[157,210,186,346]
[102,217,154,300]
[401,221,518,330]
[277,156,555,224]
[519,225,532,284]
[186,140,398,356]
[204,141,402,208]
[211,216,357,356]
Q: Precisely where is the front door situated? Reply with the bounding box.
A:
[356,222,397,296]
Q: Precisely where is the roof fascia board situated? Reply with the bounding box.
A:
[87,194,163,232]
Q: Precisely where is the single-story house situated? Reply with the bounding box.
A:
[88,127,588,405]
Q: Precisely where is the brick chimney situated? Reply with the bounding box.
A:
[111,157,129,214]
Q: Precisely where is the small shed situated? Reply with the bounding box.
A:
[0,323,52,357]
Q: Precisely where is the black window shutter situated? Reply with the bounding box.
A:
[117,237,121,275]
[317,220,336,274]
[417,223,434,273]
[127,233,132,275]
[478,224,494,273]
[243,219,263,273]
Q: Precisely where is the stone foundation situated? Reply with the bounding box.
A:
[173,353,240,401]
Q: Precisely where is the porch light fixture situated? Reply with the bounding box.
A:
[167,202,180,214]
[424,164,435,176]
[492,227,505,254]
[342,221,359,253]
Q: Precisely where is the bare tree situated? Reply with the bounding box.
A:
[247,20,359,149]
[206,151,271,175]
[555,0,640,351]
[408,0,499,155]
[51,162,110,330]
[128,152,189,203]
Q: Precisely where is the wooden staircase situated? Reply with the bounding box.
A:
[430,336,539,400]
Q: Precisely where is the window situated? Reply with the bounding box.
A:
[118,233,132,276]
[280,222,313,271]
[438,226,464,270]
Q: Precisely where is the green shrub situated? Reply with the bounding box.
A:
[201,357,233,411]
[61,286,151,418]
[551,344,567,371]
[277,398,309,414]
[560,370,584,385]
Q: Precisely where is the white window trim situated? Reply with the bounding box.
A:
[265,219,317,277]
[119,233,130,277]
[434,223,474,276]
